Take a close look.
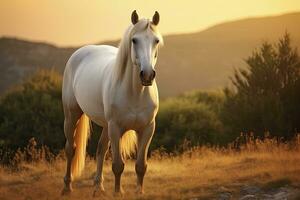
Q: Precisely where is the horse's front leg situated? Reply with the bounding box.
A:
[108,121,125,195]
[93,127,109,196]
[136,121,155,194]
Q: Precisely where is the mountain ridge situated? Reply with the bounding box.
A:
[1,12,299,97]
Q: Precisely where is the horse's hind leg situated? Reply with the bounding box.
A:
[93,127,110,196]
[61,103,82,195]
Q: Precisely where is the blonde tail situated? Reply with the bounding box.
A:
[71,114,90,179]
[121,130,137,159]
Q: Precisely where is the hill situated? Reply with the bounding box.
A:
[1,12,300,97]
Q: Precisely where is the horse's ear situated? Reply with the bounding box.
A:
[152,11,160,25]
[131,10,139,25]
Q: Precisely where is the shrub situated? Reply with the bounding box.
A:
[153,91,224,151]
[0,69,64,153]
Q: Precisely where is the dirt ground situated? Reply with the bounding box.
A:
[0,145,300,200]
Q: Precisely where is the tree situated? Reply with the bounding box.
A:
[223,33,300,139]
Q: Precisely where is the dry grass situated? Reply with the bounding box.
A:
[0,136,300,200]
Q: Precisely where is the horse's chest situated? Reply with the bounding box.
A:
[115,103,156,129]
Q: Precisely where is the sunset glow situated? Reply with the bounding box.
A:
[1,0,300,46]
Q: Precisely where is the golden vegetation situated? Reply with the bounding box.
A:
[0,135,299,200]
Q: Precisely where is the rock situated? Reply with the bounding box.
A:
[261,193,273,200]
[239,194,257,200]
[218,192,232,200]
[288,190,300,200]
[241,185,261,195]
[278,186,289,193]
[273,191,288,200]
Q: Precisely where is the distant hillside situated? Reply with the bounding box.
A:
[1,12,300,97]
[0,38,73,93]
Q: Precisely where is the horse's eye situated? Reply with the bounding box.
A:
[155,39,159,44]
[132,38,137,44]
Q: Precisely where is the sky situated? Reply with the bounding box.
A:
[1,0,300,46]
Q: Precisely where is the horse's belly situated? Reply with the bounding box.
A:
[89,115,106,127]
[74,70,104,118]
[72,45,116,124]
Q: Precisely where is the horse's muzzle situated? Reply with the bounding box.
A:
[140,70,156,86]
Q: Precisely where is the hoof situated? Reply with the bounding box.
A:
[114,187,124,197]
[61,187,72,196]
[136,186,144,194]
[93,185,106,197]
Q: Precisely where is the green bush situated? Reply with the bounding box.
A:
[0,69,64,153]
[153,91,224,151]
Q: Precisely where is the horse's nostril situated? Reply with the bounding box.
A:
[152,70,156,79]
[140,71,144,79]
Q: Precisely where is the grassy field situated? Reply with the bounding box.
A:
[0,137,300,200]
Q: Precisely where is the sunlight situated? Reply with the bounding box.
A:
[0,0,299,45]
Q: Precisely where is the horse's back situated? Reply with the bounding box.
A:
[63,45,117,124]
[67,45,117,72]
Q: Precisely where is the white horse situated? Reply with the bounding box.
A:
[61,10,163,195]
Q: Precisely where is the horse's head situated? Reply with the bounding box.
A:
[129,10,163,86]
